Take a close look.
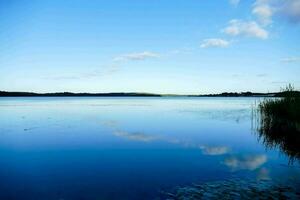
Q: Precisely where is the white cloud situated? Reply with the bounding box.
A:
[223,19,269,39]
[199,145,230,155]
[252,1,274,25]
[281,56,300,63]
[114,51,160,61]
[224,154,267,171]
[229,0,240,6]
[200,38,230,48]
[224,0,299,43]
[252,0,300,24]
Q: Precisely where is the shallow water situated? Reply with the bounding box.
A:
[0,97,299,200]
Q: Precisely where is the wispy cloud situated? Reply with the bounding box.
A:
[223,19,269,39]
[281,56,300,63]
[223,154,267,171]
[168,47,194,55]
[231,74,242,78]
[45,66,119,80]
[46,75,80,80]
[114,51,160,61]
[257,73,268,77]
[271,81,289,84]
[229,0,240,7]
[200,38,230,48]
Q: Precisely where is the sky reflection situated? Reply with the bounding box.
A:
[0,97,299,200]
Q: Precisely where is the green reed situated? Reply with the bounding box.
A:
[257,84,300,163]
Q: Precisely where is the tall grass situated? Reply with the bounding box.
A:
[259,84,300,121]
[257,85,300,163]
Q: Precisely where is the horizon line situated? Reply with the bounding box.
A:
[1,90,298,97]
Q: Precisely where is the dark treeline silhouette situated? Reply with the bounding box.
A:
[1,91,299,97]
[0,91,161,97]
[199,92,270,97]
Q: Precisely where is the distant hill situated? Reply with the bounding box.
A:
[1,91,299,97]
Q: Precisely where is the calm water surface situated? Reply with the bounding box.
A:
[0,97,299,199]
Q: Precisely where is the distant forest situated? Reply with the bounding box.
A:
[1,91,299,97]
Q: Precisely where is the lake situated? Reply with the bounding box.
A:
[0,97,299,200]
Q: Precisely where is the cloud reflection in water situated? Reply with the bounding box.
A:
[100,120,232,156]
[224,154,267,171]
[199,145,231,155]
[256,167,271,180]
[113,130,158,142]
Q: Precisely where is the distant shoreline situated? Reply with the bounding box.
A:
[1,91,299,97]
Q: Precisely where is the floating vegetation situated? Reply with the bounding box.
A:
[256,85,300,163]
[161,179,300,200]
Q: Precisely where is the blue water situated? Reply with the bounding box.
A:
[0,97,299,200]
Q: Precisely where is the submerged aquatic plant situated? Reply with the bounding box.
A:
[161,178,300,200]
[256,85,300,163]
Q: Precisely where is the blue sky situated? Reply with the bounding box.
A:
[0,0,299,94]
